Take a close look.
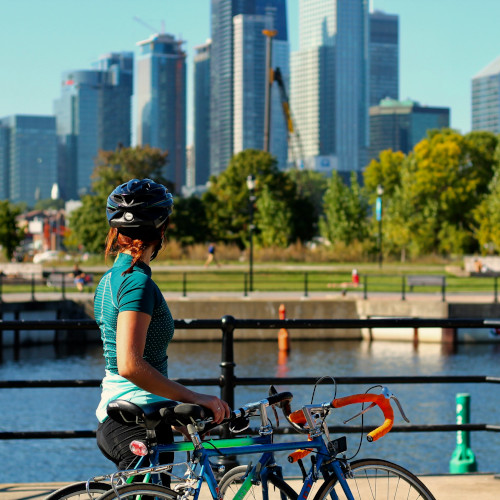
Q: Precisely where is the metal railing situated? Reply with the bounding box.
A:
[1,270,499,301]
[1,316,500,441]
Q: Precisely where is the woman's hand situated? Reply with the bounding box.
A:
[194,394,230,424]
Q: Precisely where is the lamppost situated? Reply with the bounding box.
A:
[246,175,256,292]
[376,184,384,268]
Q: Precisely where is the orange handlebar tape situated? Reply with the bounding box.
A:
[331,394,394,442]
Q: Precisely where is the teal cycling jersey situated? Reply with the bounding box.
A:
[94,253,175,422]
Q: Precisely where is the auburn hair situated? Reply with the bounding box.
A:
[105,227,162,275]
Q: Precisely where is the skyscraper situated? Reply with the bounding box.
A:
[210,0,288,175]
[471,56,500,133]
[232,12,289,169]
[291,0,369,177]
[136,34,186,192]
[369,98,450,161]
[369,10,399,106]
[54,52,133,199]
[0,115,57,206]
[193,41,211,187]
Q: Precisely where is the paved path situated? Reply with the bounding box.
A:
[2,474,499,499]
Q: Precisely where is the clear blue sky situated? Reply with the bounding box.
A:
[1,0,499,139]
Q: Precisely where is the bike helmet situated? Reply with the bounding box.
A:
[106,178,173,240]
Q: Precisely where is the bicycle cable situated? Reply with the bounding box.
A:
[310,375,337,404]
[346,384,383,461]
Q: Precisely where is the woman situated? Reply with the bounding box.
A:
[95,178,230,474]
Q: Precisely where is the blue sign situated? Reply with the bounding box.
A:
[376,197,382,221]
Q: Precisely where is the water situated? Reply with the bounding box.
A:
[1,339,499,483]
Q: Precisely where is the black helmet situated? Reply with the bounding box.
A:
[106,178,173,239]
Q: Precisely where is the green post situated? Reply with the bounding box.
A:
[449,393,477,473]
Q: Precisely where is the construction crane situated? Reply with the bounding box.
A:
[273,66,305,169]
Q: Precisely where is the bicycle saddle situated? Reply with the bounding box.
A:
[107,399,179,430]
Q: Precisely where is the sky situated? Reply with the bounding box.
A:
[1,0,500,141]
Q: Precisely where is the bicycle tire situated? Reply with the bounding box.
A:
[44,481,111,499]
[313,458,436,500]
[97,482,178,500]
[219,464,298,500]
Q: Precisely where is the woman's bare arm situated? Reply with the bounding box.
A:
[116,310,229,423]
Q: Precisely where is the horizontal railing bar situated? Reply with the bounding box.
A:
[2,424,498,440]
[235,375,500,385]
[1,375,498,389]
[2,317,500,330]
[0,378,221,389]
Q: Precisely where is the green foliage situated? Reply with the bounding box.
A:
[319,171,368,246]
[363,149,405,200]
[35,198,65,211]
[168,196,210,246]
[472,167,500,254]
[202,149,299,247]
[0,201,24,260]
[255,185,292,248]
[68,146,169,253]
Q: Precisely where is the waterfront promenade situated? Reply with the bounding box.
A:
[1,474,499,499]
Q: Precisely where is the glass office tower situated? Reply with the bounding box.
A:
[54,52,133,200]
[136,34,186,193]
[472,56,500,133]
[369,98,450,161]
[193,41,212,187]
[291,0,369,177]
[210,0,288,175]
[0,115,57,206]
[369,10,399,107]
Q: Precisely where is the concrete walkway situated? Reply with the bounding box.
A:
[2,474,499,499]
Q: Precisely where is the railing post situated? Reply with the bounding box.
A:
[243,273,248,297]
[304,272,308,297]
[61,271,66,300]
[31,273,36,302]
[494,276,498,304]
[402,276,406,301]
[182,272,187,298]
[219,315,237,470]
[449,393,477,473]
[442,276,446,302]
[363,275,368,300]
[0,272,3,303]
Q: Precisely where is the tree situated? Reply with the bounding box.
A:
[35,198,65,211]
[68,146,169,254]
[255,185,292,248]
[0,201,24,261]
[363,149,405,201]
[168,196,210,246]
[473,167,500,254]
[202,149,298,247]
[319,171,368,246]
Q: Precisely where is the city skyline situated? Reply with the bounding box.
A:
[2,0,500,142]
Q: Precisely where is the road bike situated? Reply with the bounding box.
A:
[78,383,435,500]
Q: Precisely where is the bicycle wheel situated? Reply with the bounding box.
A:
[219,465,298,500]
[313,458,436,500]
[45,481,111,499]
[97,482,178,499]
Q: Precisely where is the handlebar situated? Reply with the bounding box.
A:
[331,393,394,442]
[285,387,408,443]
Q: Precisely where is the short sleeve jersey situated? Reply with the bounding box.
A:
[94,253,174,375]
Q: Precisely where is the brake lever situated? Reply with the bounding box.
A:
[381,387,410,423]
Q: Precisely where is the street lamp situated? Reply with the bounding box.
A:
[246,175,256,292]
[376,184,384,268]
